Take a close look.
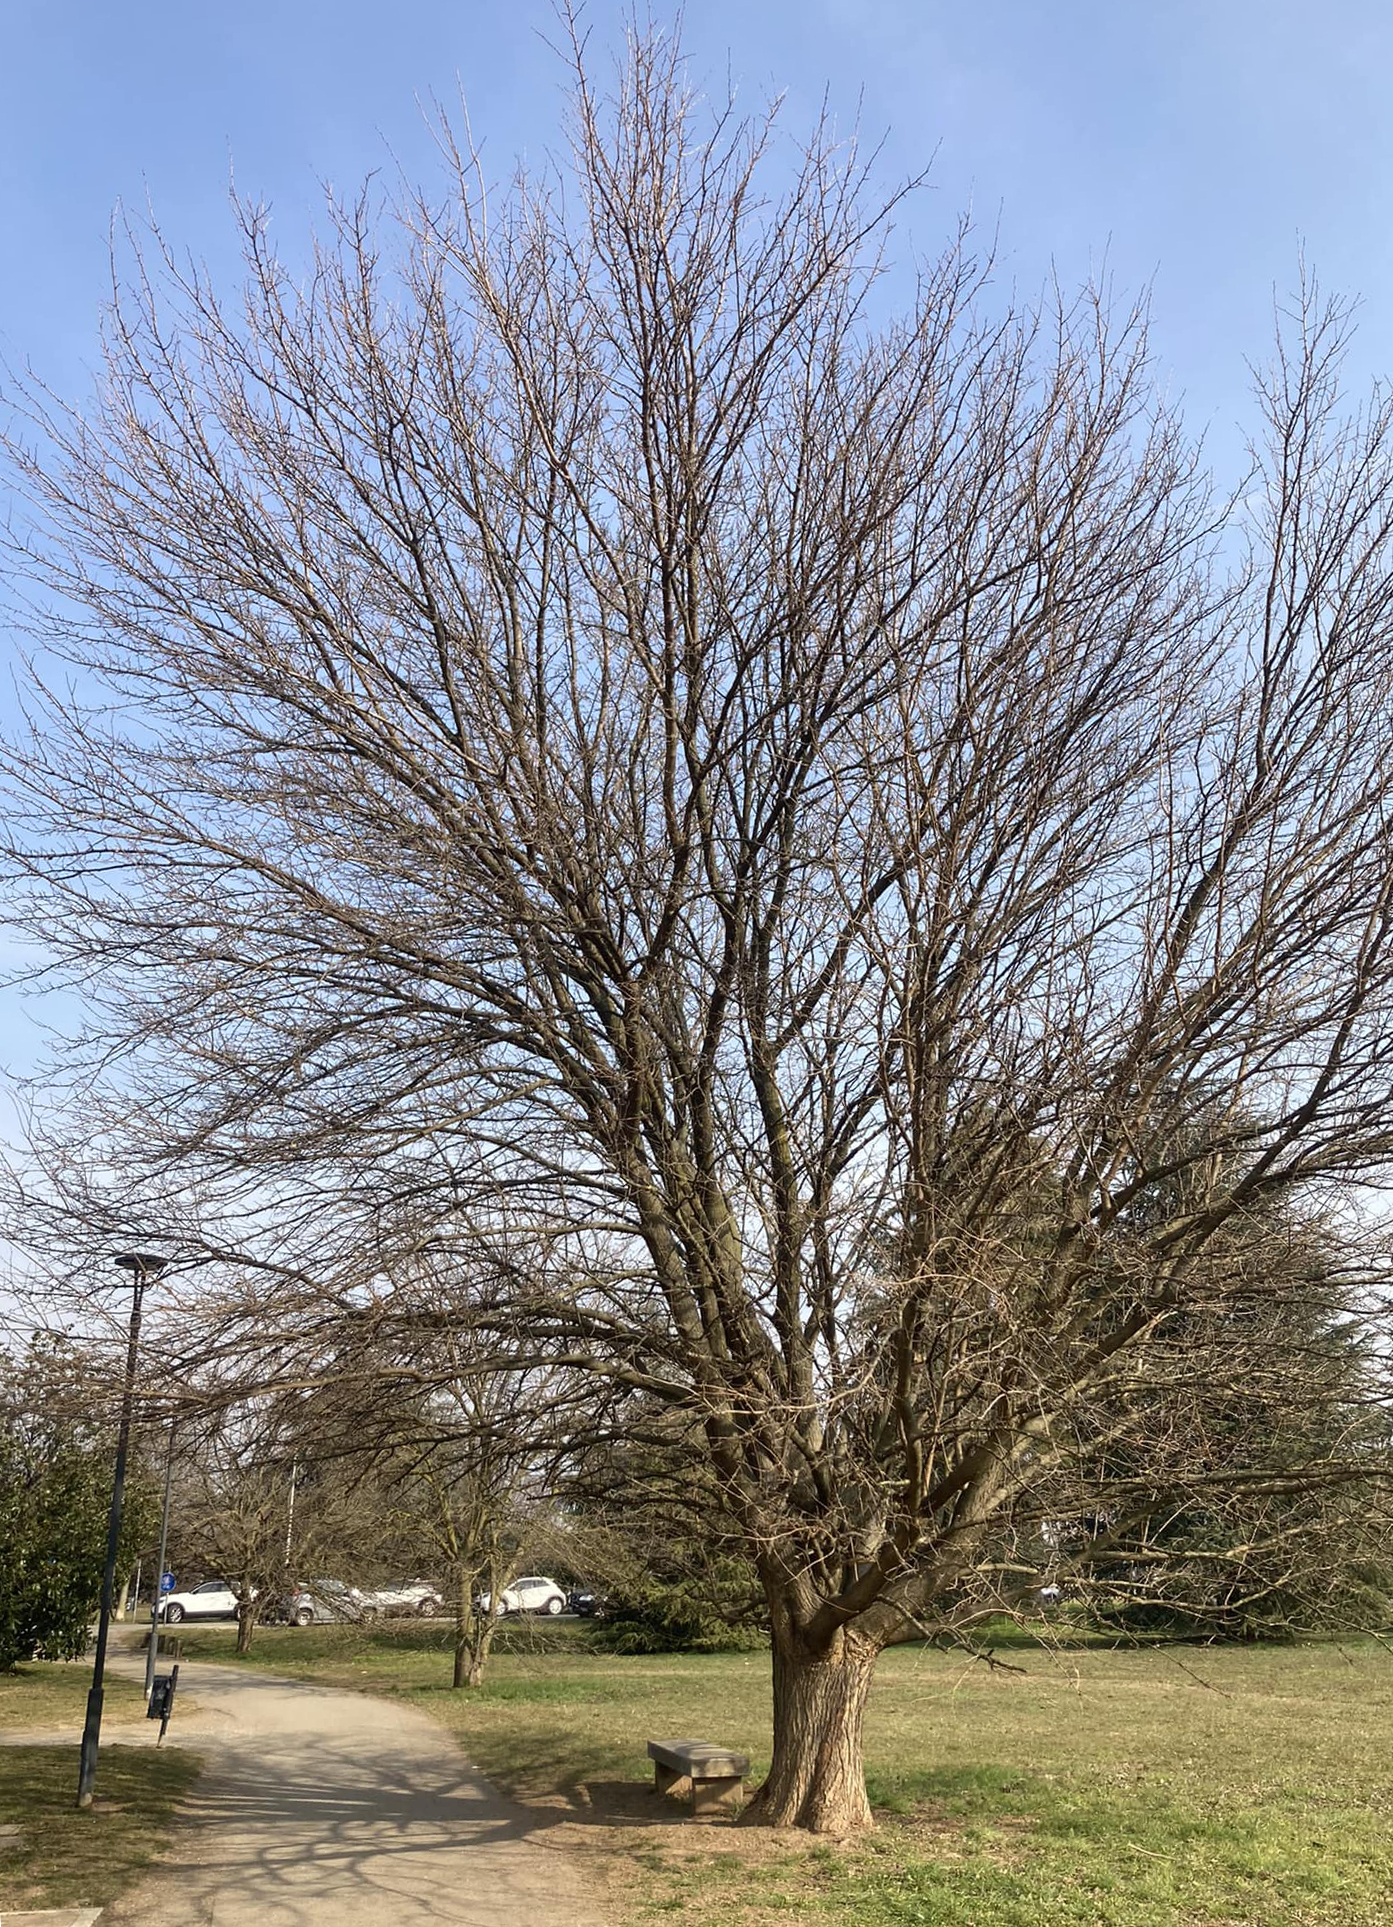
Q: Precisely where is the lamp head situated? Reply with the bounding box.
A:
[115,1252,169,1276]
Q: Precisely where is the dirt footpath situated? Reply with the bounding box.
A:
[97,1650,611,1927]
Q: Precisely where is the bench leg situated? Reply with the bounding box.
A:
[654,1762,688,1796]
[690,1774,743,1818]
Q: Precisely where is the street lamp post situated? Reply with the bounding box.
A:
[76,1250,167,1809]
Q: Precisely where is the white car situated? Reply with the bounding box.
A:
[358,1580,444,1618]
[477,1574,567,1617]
[159,1579,246,1622]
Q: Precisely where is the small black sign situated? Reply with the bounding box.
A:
[147,1670,177,1723]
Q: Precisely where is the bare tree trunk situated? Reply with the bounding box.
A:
[464,1581,502,1689]
[742,1623,879,1833]
[452,1564,470,1690]
[235,1595,256,1655]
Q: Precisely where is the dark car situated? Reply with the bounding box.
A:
[566,1586,607,1617]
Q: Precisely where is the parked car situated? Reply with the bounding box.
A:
[274,1579,369,1627]
[159,1580,246,1623]
[357,1581,444,1619]
[566,1586,607,1617]
[477,1574,567,1616]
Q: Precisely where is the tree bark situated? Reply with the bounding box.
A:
[452,1564,470,1690]
[235,1596,256,1655]
[742,1623,879,1833]
[451,1562,497,1688]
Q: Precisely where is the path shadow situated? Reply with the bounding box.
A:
[99,1727,613,1926]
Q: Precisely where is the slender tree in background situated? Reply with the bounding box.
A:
[301,1314,584,1691]
[6,17,1393,1830]
[164,1399,369,1654]
[379,1416,537,1692]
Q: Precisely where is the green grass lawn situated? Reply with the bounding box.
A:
[0,1662,202,1910]
[0,1745,202,1910]
[0,1659,145,1731]
[173,1621,1393,1927]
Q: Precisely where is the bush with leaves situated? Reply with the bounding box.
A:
[564,1408,767,1654]
[1035,1191,1393,1641]
[0,1340,153,1670]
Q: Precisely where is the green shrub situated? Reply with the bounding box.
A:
[595,1587,767,1654]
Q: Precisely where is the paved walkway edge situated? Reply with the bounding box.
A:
[1,1909,103,1925]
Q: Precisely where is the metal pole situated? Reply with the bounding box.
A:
[76,1267,144,1806]
[77,1250,166,1809]
[144,1418,177,1701]
[285,1459,298,1569]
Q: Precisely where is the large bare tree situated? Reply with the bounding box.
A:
[6,20,1393,1831]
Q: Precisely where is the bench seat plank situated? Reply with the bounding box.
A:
[647,1737,750,1779]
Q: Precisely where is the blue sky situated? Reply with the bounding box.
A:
[3,2,1387,440]
[0,0,1387,1122]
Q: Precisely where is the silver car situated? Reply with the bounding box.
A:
[280,1579,367,1626]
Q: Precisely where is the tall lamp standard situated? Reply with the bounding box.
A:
[76,1250,167,1809]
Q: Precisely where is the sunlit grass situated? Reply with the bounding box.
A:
[0,1659,145,1731]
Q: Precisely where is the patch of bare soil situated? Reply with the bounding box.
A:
[510,1776,999,1923]
[513,1775,850,1915]
[523,1776,1057,1924]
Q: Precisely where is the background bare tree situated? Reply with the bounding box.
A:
[163,1394,377,1654]
[309,1315,587,1690]
[6,18,1393,1831]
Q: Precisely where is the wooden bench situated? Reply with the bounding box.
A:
[647,1737,749,1817]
